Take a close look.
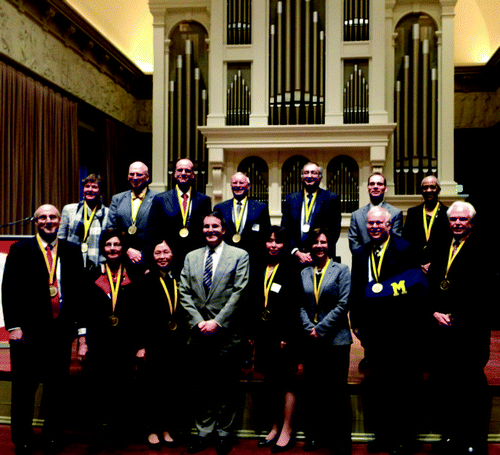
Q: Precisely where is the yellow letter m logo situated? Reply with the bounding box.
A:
[391,280,407,296]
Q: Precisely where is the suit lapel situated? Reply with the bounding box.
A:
[208,244,230,299]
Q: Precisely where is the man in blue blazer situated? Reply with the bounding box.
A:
[348,172,403,253]
[180,211,249,455]
[147,158,211,275]
[107,161,157,267]
[214,172,271,264]
[281,162,341,264]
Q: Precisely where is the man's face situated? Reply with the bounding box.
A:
[128,163,149,192]
[36,205,61,240]
[448,206,474,239]
[203,216,226,249]
[367,175,387,200]
[301,164,322,190]
[83,181,101,204]
[231,174,250,200]
[367,211,391,243]
[153,241,173,269]
[421,177,440,203]
[174,160,194,187]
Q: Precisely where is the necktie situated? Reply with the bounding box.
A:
[182,193,189,213]
[203,249,214,295]
[46,245,61,318]
[236,201,242,217]
[452,240,460,257]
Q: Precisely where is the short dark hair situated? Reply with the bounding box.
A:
[368,172,387,186]
[204,209,227,230]
[82,173,102,186]
[99,228,127,257]
[266,225,287,245]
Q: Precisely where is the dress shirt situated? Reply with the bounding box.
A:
[203,242,224,281]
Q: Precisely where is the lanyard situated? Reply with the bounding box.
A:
[233,197,248,233]
[159,276,178,316]
[83,202,98,242]
[423,202,440,242]
[313,258,331,304]
[36,233,58,285]
[303,190,317,224]
[176,185,191,228]
[105,263,122,312]
[445,238,466,279]
[263,263,280,309]
[370,236,390,283]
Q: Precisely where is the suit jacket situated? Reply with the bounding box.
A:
[348,201,403,253]
[147,188,212,271]
[300,260,353,346]
[403,202,451,265]
[349,235,420,343]
[179,242,249,349]
[214,198,271,258]
[281,188,341,256]
[108,188,157,253]
[2,237,84,341]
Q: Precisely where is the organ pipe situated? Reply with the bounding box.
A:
[227,0,251,44]
[344,0,369,41]
[343,63,369,124]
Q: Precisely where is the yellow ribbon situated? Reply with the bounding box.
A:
[130,188,146,223]
[445,238,466,279]
[159,276,178,316]
[263,263,280,309]
[233,197,248,234]
[83,202,98,243]
[423,202,440,242]
[105,263,123,312]
[370,236,390,283]
[176,185,191,228]
[303,190,317,224]
[36,233,58,286]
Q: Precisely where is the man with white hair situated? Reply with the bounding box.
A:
[427,201,491,455]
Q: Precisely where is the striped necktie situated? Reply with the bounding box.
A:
[203,249,214,294]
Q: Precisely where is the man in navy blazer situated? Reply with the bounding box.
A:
[147,158,212,275]
[348,172,403,253]
[281,162,341,264]
[2,205,86,455]
[180,211,249,455]
[107,161,157,267]
[214,172,271,264]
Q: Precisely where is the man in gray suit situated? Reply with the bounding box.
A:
[107,161,157,267]
[180,210,249,455]
[348,172,403,253]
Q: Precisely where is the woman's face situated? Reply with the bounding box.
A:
[153,241,173,269]
[266,232,284,258]
[312,233,329,261]
[104,236,122,262]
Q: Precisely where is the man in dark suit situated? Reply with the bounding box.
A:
[426,201,491,455]
[348,172,403,253]
[108,161,157,267]
[281,162,341,265]
[147,158,212,275]
[403,175,450,273]
[214,172,271,264]
[179,211,249,455]
[349,206,425,455]
[2,204,86,455]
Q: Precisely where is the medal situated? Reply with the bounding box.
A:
[109,315,119,326]
[128,225,137,235]
[440,279,450,291]
[49,285,58,297]
[232,233,241,243]
[179,227,189,238]
[301,224,310,233]
[81,242,88,253]
[372,283,383,294]
[261,309,271,321]
[168,320,178,331]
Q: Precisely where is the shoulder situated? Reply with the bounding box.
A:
[318,188,338,200]
[390,235,412,252]
[145,188,158,198]
[406,204,423,216]
[214,199,232,210]
[61,202,80,214]
[381,201,402,217]
[224,244,249,260]
[284,190,302,204]
[110,191,131,203]
[351,204,369,219]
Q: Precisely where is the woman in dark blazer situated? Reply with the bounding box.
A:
[137,239,189,450]
[251,226,301,453]
[300,227,352,455]
[83,228,143,453]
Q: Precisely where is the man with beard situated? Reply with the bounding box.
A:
[179,211,249,455]
[2,205,85,455]
[281,162,341,265]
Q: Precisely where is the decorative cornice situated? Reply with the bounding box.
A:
[5,0,152,99]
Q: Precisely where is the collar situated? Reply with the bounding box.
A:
[131,187,148,201]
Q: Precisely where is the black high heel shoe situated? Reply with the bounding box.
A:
[271,435,295,453]
[257,434,279,448]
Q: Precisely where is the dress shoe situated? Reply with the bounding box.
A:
[188,436,210,454]
[162,438,179,448]
[258,434,279,448]
[15,444,33,455]
[215,437,234,455]
[367,439,390,453]
[271,436,295,454]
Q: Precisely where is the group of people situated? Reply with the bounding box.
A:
[1,159,493,455]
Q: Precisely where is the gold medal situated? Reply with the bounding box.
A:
[49,285,58,297]
[109,315,119,326]
[261,309,271,321]
[168,320,178,331]
[128,225,137,235]
[372,283,383,294]
[179,227,189,238]
[232,233,242,244]
[440,279,450,291]
[81,242,88,253]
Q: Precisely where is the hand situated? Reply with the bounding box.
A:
[352,328,361,340]
[77,336,88,360]
[433,312,452,327]
[310,328,319,339]
[136,348,146,359]
[198,320,219,335]
[421,262,431,274]
[127,248,142,264]
[295,251,313,264]
[9,328,24,342]
[280,341,287,349]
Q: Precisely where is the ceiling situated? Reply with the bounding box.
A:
[65,0,500,74]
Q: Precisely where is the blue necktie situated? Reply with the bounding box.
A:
[203,249,214,294]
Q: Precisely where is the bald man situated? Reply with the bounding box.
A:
[2,205,85,455]
[108,161,157,268]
